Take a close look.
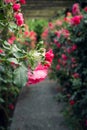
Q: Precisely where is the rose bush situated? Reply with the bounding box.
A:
[0,0,53,129]
[42,3,87,130]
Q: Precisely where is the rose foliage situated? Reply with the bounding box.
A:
[42,3,87,130]
[0,0,54,129]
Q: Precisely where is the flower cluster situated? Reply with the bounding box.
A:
[4,0,25,26]
[27,49,54,85]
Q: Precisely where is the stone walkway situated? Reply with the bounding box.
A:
[10,79,68,130]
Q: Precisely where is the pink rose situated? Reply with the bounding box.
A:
[62,29,70,38]
[19,0,26,4]
[62,60,67,66]
[14,13,23,20]
[71,44,77,51]
[55,20,62,26]
[45,49,54,63]
[16,19,24,26]
[70,15,83,25]
[48,22,54,29]
[57,43,61,48]
[72,3,80,15]
[58,58,62,64]
[61,54,67,61]
[0,49,4,54]
[8,36,16,44]
[56,64,60,70]
[14,13,24,26]
[26,64,48,85]
[72,73,80,78]
[67,47,72,54]
[84,7,87,12]
[13,3,21,11]
[41,29,48,40]
[71,57,76,63]
[44,61,51,68]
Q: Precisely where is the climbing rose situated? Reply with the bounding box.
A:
[56,64,60,70]
[27,64,48,85]
[19,0,26,4]
[9,104,14,110]
[62,29,70,38]
[53,39,61,48]
[71,57,76,63]
[16,19,24,26]
[58,58,62,64]
[72,3,80,15]
[71,44,77,51]
[29,31,37,41]
[55,20,62,26]
[73,73,80,78]
[14,13,24,26]
[48,22,54,29]
[69,100,75,106]
[61,54,67,61]
[45,49,54,63]
[8,36,16,44]
[84,7,87,12]
[13,3,21,11]
[0,49,4,54]
[70,15,83,25]
[41,29,48,40]
[67,47,72,54]
[57,43,61,48]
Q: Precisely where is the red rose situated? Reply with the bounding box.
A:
[14,13,24,26]
[13,3,21,11]
[9,104,14,110]
[70,15,83,25]
[16,19,24,26]
[20,0,26,4]
[72,3,80,15]
[84,7,87,12]
[73,73,80,78]
[61,54,67,61]
[45,49,54,63]
[71,44,77,51]
[56,64,60,70]
[0,49,4,54]
[67,47,72,54]
[57,43,61,48]
[69,100,75,106]
[71,57,76,63]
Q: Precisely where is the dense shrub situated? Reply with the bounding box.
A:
[42,3,87,130]
[0,1,50,129]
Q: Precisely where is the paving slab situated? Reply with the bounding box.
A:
[10,79,69,130]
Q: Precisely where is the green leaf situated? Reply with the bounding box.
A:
[11,44,21,53]
[7,58,19,64]
[0,98,4,103]
[13,64,28,87]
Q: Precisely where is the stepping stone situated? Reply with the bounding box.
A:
[10,79,68,130]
